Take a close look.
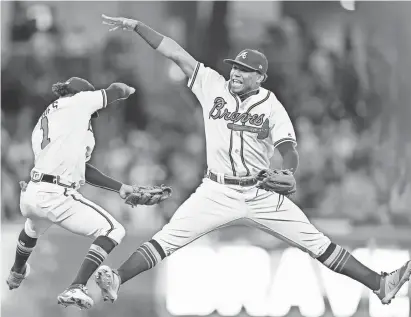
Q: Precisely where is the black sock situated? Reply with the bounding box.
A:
[118,239,166,284]
[12,229,37,273]
[71,236,117,286]
[317,243,381,290]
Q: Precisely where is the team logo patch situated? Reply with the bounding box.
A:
[238,52,248,59]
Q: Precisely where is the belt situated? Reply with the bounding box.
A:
[206,171,257,187]
[30,171,77,189]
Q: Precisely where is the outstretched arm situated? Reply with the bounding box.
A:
[102,14,197,79]
[72,82,135,117]
[85,163,132,198]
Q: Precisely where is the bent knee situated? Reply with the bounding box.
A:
[106,222,126,244]
[307,234,332,259]
[24,219,42,239]
[151,231,179,257]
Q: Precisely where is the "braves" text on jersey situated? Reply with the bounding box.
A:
[209,97,265,126]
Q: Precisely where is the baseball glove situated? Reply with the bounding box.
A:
[256,169,296,196]
[125,185,172,207]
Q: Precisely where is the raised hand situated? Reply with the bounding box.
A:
[102,14,138,32]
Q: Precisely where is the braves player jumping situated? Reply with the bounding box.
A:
[95,14,411,306]
[6,78,136,309]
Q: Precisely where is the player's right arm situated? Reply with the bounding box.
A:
[102,14,197,79]
[73,83,135,116]
[85,163,134,198]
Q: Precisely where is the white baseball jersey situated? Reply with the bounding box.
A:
[187,62,297,176]
[149,61,330,262]
[151,62,330,260]
[31,90,107,185]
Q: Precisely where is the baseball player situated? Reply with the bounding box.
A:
[95,14,411,307]
[6,77,136,310]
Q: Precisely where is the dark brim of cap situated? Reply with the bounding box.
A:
[223,59,263,73]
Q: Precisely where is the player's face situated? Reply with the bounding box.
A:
[230,64,262,94]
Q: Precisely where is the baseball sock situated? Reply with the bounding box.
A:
[117,239,166,284]
[71,236,117,286]
[12,229,37,273]
[317,242,381,291]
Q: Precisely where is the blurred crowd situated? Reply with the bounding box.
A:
[260,17,411,225]
[2,2,411,232]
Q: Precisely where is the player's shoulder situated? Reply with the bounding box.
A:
[72,90,101,100]
[261,87,281,106]
[64,91,104,108]
[190,61,226,93]
[263,88,290,114]
[198,62,226,80]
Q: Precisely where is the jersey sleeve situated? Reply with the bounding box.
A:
[187,62,226,106]
[270,100,297,148]
[72,90,108,116]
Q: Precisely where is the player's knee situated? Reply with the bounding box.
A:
[308,234,332,259]
[150,239,168,259]
[107,222,126,245]
[24,219,42,239]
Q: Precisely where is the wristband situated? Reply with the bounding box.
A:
[133,21,164,49]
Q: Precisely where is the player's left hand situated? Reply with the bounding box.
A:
[102,14,138,32]
[119,184,134,199]
[19,181,28,192]
[256,169,296,197]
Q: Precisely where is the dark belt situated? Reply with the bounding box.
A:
[31,172,77,189]
[207,171,257,187]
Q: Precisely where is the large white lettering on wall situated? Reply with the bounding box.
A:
[160,245,409,317]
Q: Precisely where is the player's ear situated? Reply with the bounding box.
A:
[256,73,265,85]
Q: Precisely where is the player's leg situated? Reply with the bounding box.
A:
[95,178,246,302]
[7,188,52,290]
[248,191,411,305]
[55,190,125,309]
[6,218,52,290]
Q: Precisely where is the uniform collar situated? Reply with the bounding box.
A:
[238,89,260,102]
[228,82,261,102]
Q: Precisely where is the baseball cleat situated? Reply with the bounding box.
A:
[6,263,31,290]
[94,265,121,303]
[374,260,411,305]
[57,284,94,309]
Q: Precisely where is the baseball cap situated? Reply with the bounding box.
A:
[224,49,268,75]
[65,77,95,93]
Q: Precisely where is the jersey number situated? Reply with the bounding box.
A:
[40,116,51,149]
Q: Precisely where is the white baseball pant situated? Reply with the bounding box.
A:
[20,181,125,244]
[152,178,331,258]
